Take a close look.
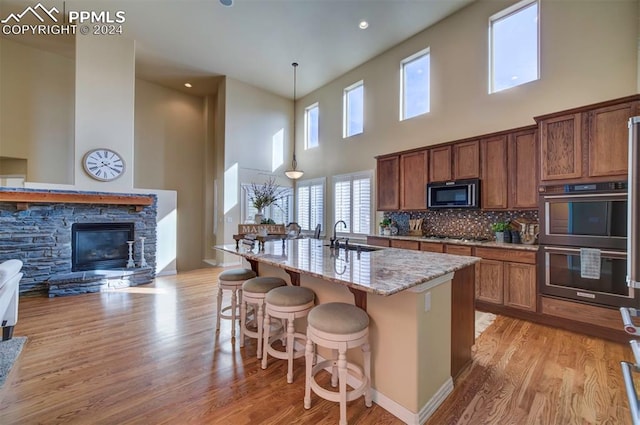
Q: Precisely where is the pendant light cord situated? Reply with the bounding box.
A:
[292,62,298,168]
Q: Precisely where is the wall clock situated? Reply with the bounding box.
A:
[82,148,126,182]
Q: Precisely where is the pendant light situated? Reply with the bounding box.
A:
[285,62,304,180]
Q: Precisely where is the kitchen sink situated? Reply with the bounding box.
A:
[322,243,381,252]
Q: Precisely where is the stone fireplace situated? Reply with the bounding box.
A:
[0,188,157,296]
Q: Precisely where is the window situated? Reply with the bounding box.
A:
[296,178,325,234]
[489,0,539,93]
[242,184,293,224]
[333,172,372,236]
[343,81,364,138]
[305,103,319,149]
[401,48,430,120]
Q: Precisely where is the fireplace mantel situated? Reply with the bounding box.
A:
[0,190,154,212]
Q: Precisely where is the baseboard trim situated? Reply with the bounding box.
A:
[313,349,453,425]
[156,269,177,277]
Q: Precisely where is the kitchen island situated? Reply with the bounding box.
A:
[215,239,479,424]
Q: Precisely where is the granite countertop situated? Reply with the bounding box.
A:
[215,238,479,296]
[371,235,539,252]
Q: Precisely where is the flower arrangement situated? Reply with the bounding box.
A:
[248,177,288,212]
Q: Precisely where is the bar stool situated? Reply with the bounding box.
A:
[304,302,371,425]
[262,286,315,383]
[216,268,256,338]
[240,276,287,358]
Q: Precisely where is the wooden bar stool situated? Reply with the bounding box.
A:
[262,286,315,383]
[304,302,371,425]
[240,276,287,358]
[216,268,256,338]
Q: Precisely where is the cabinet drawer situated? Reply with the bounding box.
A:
[445,245,472,256]
[391,240,420,250]
[474,247,537,264]
[366,236,391,247]
[420,242,444,253]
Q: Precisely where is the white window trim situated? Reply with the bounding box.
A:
[488,0,540,94]
[399,47,430,121]
[304,102,319,150]
[296,177,326,236]
[241,183,293,224]
[342,80,364,139]
[332,170,373,238]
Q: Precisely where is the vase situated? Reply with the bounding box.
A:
[495,231,505,243]
[254,210,264,224]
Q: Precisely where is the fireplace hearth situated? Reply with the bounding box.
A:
[72,222,134,272]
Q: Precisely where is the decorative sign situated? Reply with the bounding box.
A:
[238,224,286,235]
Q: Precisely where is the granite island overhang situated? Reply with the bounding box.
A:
[215,238,480,424]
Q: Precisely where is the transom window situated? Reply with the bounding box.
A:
[400,48,430,120]
[296,178,325,234]
[343,81,364,138]
[489,0,539,93]
[305,103,319,149]
[333,171,372,236]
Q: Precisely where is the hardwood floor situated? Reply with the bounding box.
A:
[0,267,635,424]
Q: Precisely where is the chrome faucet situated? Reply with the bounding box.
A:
[330,220,347,248]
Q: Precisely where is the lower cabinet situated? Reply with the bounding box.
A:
[474,248,537,312]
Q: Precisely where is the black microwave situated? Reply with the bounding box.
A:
[427,178,480,209]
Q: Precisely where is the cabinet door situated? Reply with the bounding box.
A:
[481,136,508,209]
[445,245,472,256]
[400,150,428,210]
[376,156,400,210]
[390,240,420,250]
[366,236,390,247]
[508,128,538,209]
[476,259,504,304]
[504,262,536,312]
[429,146,452,182]
[453,141,480,179]
[588,102,636,177]
[539,114,582,181]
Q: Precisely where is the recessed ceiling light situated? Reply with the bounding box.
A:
[511,76,518,80]
[359,20,369,30]
[184,83,192,88]
[220,0,233,6]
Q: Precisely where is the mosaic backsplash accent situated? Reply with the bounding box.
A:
[384,209,539,240]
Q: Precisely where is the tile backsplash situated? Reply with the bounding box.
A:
[384,209,539,240]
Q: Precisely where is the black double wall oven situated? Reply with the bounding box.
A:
[538,181,635,308]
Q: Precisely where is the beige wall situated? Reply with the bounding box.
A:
[134,79,206,271]
[218,78,293,264]
[294,0,638,183]
[0,38,74,183]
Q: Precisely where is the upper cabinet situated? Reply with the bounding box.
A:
[428,146,452,182]
[480,127,538,210]
[536,95,640,183]
[376,155,400,211]
[453,141,480,180]
[588,102,638,177]
[400,150,428,210]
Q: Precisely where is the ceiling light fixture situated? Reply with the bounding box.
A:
[184,82,192,88]
[285,62,304,180]
[220,0,233,6]
[359,20,369,29]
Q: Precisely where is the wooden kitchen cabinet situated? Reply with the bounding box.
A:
[587,101,638,178]
[453,141,480,179]
[400,150,428,210]
[508,127,538,209]
[536,95,640,183]
[481,135,508,209]
[503,262,536,312]
[420,242,444,252]
[476,259,504,304]
[390,239,420,250]
[445,245,473,256]
[366,236,391,247]
[376,155,400,210]
[474,247,537,311]
[429,146,452,182]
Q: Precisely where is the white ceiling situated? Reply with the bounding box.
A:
[0,0,476,98]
